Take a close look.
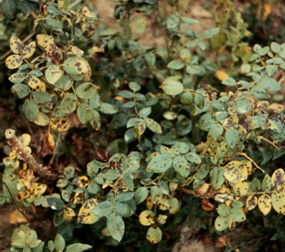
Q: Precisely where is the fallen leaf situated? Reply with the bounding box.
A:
[201,198,214,211]
[215,235,227,248]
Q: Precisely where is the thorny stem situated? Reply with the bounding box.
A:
[156,0,170,57]
[5,129,57,180]
[49,132,62,165]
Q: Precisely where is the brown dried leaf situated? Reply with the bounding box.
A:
[41,133,55,157]
[215,235,227,248]
[201,198,214,211]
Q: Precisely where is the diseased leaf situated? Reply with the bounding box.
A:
[22,42,36,59]
[258,194,271,215]
[10,36,24,54]
[146,154,173,173]
[78,199,100,224]
[246,195,257,211]
[146,226,162,244]
[6,55,23,69]
[272,168,285,190]
[145,117,162,134]
[224,161,247,183]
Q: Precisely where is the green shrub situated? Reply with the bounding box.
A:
[1,0,285,250]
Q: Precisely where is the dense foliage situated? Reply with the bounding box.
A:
[1,0,285,251]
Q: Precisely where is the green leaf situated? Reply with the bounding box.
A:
[66,244,92,252]
[122,173,134,191]
[180,48,191,63]
[222,77,236,86]
[11,84,30,99]
[12,239,26,248]
[47,197,64,210]
[101,103,119,114]
[262,174,272,192]
[217,204,230,216]
[215,215,229,231]
[139,107,151,118]
[230,208,246,222]
[0,0,18,20]
[167,60,184,70]
[135,187,148,204]
[76,82,97,99]
[203,28,220,39]
[210,167,225,190]
[77,103,94,124]
[107,214,125,242]
[233,100,251,114]
[23,100,39,122]
[166,15,179,29]
[146,226,162,244]
[259,77,281,92]
[45,65,62,84]
[116,192,134,202]
[33,91,52,104]
[145,117,162,133]
[9,72,26,83]
[208,123,223,142]
[225,128,241,149]
[162,81,184,96]
[194,94,204,109]
[46,18,63,29]
[186,65,201,75]
[146,154,173,173]
[61,94,77,113]
[54,234,65,252]
[48,241,54,251]
[271,42,281,53]
[173,156,190,177]
[180,92,193,105]
[145,53,156,67]
[185,152,201,164]
[196,38,206,50]
[117,91,133,99]
[248,115,267,130]
[129,82,141,92]
[92,201,114,217]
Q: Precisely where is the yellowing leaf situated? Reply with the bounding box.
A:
[10,36,24,54]
[157,199,170,210]
[228,217,236,231]
[168,197,179,214]
[272,168,285,190]
[19,133,31,146]
[216,70,229,81]
[233,182,251,196]
[6,55,23,69]
[78,199,100,224]
[50,117,71,132]
[139,210,155,226]
[272,191,285,214]
[146,195,153,210]
[246,195,257,211]
[157,214,167,225]
[64,207,75,222]
[82,6,97,18]
[258,194,271,215]
[71,46,84,57]
[34,184,47,195]
[146,226,162,244]
[34,112,50,126]
[22,41,36,59]
[36,34,54,49]
[45,43,61,64]
[224,161,247,183]
[76,176,89,188]
[26,75,46,91]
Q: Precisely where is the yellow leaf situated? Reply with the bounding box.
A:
[246,195,257,211]
[233,182,251,196]
[157,214,167,225]
[82,6,97,18]
[9,209,28,224]
[10,36,24,54]
[19,133,31,146]
[34,184,47,195]
[36,34,54,49]
[272,168,285,190]
[26,75,46,91]
[224,161,247,183]
[22,41,36,59]
[216,70,229,81]
[64,207,75,222]
[139,210,155,226]
[169,182,178,192]
[262,3,271,20]
[45,43,61,64]
[77,199,100,224]
[6,55,23,69]
[258,194,271,215]
[266,104,284,113]
[228,217,236,231]
[76,176,89,188]
[272,191,285,214]
[50,117,72,132]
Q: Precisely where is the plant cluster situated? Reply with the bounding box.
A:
[1,0,285,251]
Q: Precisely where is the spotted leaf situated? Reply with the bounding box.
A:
[6,55,23,69]
[146,226,162,244]
[246,195,257,211]
[10,36,24,54]
[224,161,247,183]
[78,199,100,224]
[258,194,271,215]
[22,41,36,59]
[139,210,155,226]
